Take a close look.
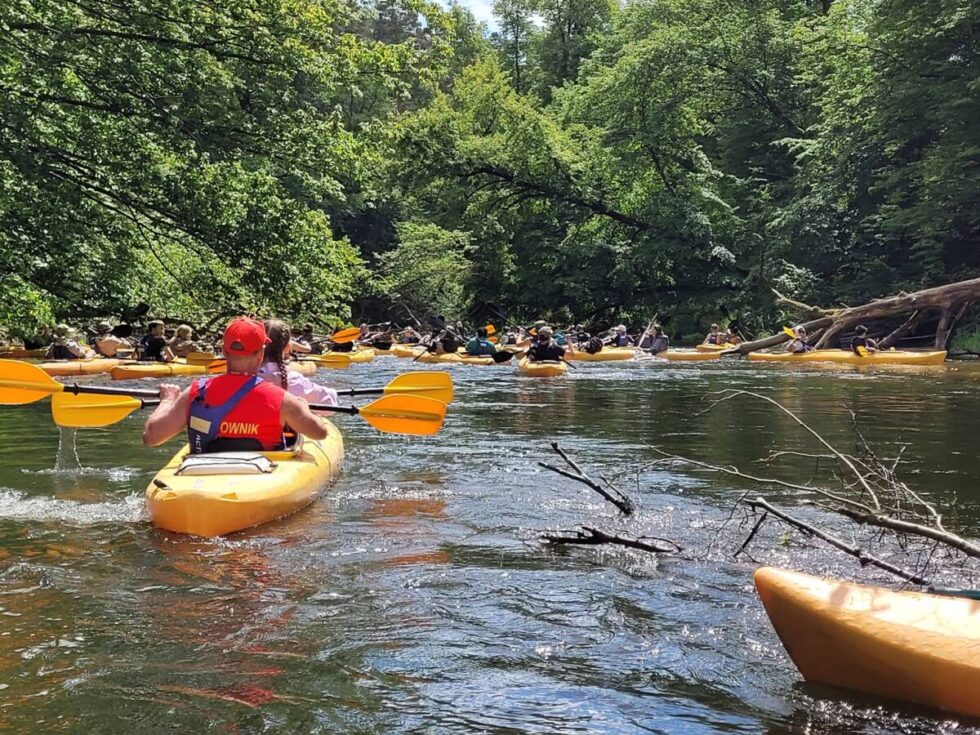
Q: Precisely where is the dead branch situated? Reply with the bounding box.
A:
[539,442,635,515]
[541,526,680,554]
[742,498,932,586]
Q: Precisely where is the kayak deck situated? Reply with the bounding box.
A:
[566,347,635,362]
[755,566,980,718]
[40,358,124,377]
[146,422,344,537]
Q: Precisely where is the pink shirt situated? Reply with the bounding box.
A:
[258,362,339,407]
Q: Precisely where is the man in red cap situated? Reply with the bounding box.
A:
[142,317,328,452]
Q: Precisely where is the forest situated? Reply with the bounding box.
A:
[1,0,977,341]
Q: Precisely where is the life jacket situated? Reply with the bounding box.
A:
[187,375,285,454]
[706,333,720,345]
[611,334,630,347]
[585,336,603,354]
[466,338,494,356]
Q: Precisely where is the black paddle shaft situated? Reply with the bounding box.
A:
[135,399,360,414]
[64,383,159,399]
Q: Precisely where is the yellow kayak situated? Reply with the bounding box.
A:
[146,422,344,537]
[747,349,946,366]
[566,347,635,362]
[459,355,494,366]
[661,349,722,362]
[111,360,206,380]
[0,348,47,359]
[348,348,376,364]
[288,360,317,377]
[416,352,463,364]
[755,566,980,718]
[517,358,567,377]
[696,343,737,352]
[390,344,424,358]
[40,358,124,377]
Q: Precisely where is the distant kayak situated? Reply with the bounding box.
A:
[566,347,635,362]
[41,358,125,377]
[391,345,424,358]
[111,360,205,380]
[755,566,980,718]
[747,349,946,366]
[517,358,567,377]
[417,352,463,364]
[695,343,737,352]
[0,348,47,359]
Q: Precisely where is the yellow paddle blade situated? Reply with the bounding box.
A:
[330,327,360,344]
[358,395,446,436]
[186,352,218,366]
[303,353,352,369]
[51,392,146,428]
[856,345,869,357]
[0,360,65,404]
[485,324,496,336]
[384,372,454,404]
[783,326,797,338]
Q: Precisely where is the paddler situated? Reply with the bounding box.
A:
[142,317,329,452]
[850,325,878,355]
[786,326,814,354]
[92,322,132,358]
[609,324,634,347]
[639,324,669,354]
[46,324,94,360]
[259,319,339,406]
[139,320,175,362]
[526,326,569,362]
[168,324,201,359]
[465,327,497,356]
[704,323,722,345]
[399,326,421,344]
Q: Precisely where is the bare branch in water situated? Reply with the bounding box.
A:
[541,526,681,554]
[539,442,635,515]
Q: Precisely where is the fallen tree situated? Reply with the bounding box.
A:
[729,277,980,354]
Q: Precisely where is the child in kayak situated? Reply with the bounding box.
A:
[168,325,201,359]
[260,320,339,407]
[139,320,175,362]
[142,317,328,452]
[704,324,722,345]
[850,325,878,355]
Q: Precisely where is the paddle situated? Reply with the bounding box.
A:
[337,371,453,404]
[0,360,160,405]
[51,392,447,435]
[329,326,361,345]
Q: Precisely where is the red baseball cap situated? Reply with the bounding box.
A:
[223,317,270,356]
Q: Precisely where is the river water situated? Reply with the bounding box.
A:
[1,355,978,733]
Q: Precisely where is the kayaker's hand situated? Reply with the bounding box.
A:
[158,383,181,403]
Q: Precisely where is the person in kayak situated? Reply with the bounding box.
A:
[850,325,878,355]
[526,326,568,362]
[786,326,814,354]
[609,325,634,347]
[47,324,94,360]
[639,324,669,354]
[259,319,339,406]
[465,327,497,356]
[168,325,201,359]
[140,320,174,362]
[399,326,422,344]
[142,317,329,453]
[704,324,723,345]
[92,322,132,358]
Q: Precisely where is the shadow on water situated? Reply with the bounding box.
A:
[0,361,977,732]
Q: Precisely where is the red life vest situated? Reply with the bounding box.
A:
[186,374,285,453]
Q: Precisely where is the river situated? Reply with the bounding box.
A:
[1,356,978,733]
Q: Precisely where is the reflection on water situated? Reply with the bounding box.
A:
[0,359,978,732]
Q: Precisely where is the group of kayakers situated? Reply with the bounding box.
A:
[29,321,207,362]
[785,324,879,355]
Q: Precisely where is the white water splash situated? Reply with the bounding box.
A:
[54,427,82,473]
[0,489,147,526]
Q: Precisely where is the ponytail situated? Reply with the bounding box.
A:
[263,318,292,390]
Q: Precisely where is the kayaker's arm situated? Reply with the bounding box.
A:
[280,392,329,441]
[142,384,191,446]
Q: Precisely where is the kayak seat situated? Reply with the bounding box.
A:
[176,453,278,476]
